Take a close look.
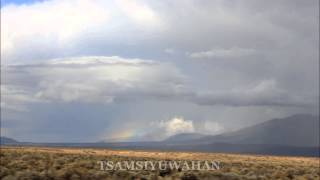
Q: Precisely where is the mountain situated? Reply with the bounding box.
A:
[163,133,207,143]
[0,136,18,144]
[166,114,320,147]
[1,114,319,157]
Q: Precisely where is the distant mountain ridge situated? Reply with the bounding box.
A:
[163,133,207,143]
[164,114,319,147]
[1,114,319,157]
[0,136,18,144]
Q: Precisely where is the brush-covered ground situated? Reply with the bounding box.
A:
[0,146,319,180]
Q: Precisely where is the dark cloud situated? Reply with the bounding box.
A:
[1,0,318,142]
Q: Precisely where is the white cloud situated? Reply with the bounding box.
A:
[1,0,165,63]
[189,47,257,59]
[116,0,162,28]
[1,0,109,61]
[160,117,195,137]
[100,117,195,142]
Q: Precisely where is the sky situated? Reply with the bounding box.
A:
[1,0,319,142]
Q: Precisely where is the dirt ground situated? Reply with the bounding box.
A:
[1,146,319,179]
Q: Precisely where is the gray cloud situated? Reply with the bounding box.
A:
[188,47,257,59]
[194,80,317,107]
[2,56,188,106]
[2,56,316,111]
[1,0,318,142]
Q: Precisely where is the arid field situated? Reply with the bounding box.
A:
[0,146,319,180]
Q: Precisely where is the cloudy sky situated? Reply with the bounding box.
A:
[1,0,319,142]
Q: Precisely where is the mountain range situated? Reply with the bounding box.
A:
[163,114,319,147]
[1,114,319,157]
[0,137,18,144]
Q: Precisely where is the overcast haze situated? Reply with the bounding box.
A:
[1,0,319,142]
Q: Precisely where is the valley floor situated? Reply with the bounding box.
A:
[1,146,319,179]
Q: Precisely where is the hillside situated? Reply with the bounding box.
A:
[165,114,319,147]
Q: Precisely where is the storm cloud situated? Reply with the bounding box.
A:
[1,0,318,142]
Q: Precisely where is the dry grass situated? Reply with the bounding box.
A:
[1,146,319,179]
